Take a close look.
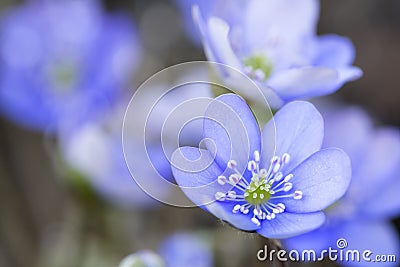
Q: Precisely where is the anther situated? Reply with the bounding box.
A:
[251,217,261,226]
[283,182,293,192]
[282,153,291,164]
[227,160,237,169]
[254,151,260,162]
[294,191,303,200]
[215,192,226,201]
[217,175,227,185]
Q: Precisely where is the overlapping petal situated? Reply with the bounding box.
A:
[257,211,325,239]
[262,101,324,172]
[203,94,261,173]
[282,148,351,213]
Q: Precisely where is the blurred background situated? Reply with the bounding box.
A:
[0,0,399,267]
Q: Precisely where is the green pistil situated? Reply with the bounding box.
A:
[245,178,272,206]
[244,54,273,80]
[50,62,77,91]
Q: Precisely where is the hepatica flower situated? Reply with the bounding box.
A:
[0,0,140,131]
[284,106,400,266]
[171,94,351,238]
[192,0,362,106]
[159,232,213,267]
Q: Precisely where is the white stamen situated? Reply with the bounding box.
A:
[272,162,281,173]
[274,172,283,182]
[244,65,253,74]
[294,191,303,200]
[232,204,241,213]
[277,203,286,212]
[254,151,260,162]
[227,160,237,169]
[229,174,240,185]
[227,191,236,199]
[284,173,293,182]
[254,69,265,80]
[217,175,227,185]
[253,209,260,216]
[248,160,257,172]
[282,153,291,164]
[251,217,261,226]
[215,192,226,201]
[283,182,293,192]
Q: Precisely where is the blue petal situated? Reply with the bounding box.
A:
[203,94,261,173]
[282,148,351,213]
[284,221,400,267]
[244,0,319,50]
[159,232,213,267]
[356,128,400,219]
[261,101,324,173]
[192,6,241,69]
[171,146,259,231]
[283,225,332,254]
[267,67,340,101]
[312,34,356,67]
[320,106,373,162]
[338,221,400,267]
[256,211,325,239]
[353,128,400,193]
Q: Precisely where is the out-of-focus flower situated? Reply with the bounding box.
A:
[192,0,362,107]
[0,0,140,132]
[60,112,171,208]
[284,106,400,266]
[159,232,213,267]
[119,251,165,267]
[171,94,351,238]
[60,75,213,208]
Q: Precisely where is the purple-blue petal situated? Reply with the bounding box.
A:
[312,34,356,67]
[203,94,261,173]
[338,221,400,267]
[256,211,325,239]
[267,67,340,101]
[244,0,319,50]
[283,225,332,254]
[282,148,351,213]
[261,101,324,173]
[320,106,373,162]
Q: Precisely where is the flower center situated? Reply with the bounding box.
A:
[244,177,272,206]
[48,60,79,92]
[243,54,273,81]
[215,151,303,226]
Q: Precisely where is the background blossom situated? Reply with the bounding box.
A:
[0,0,140,132]
[192,0,362,107]
[284,105,400,266]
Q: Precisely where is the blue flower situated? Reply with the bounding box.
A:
[192,0,362,107]
[159,232,213,267]
[0,0,140,132]
[60,77,213,208]
[284,106,400,266]
[171,94,351,238]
